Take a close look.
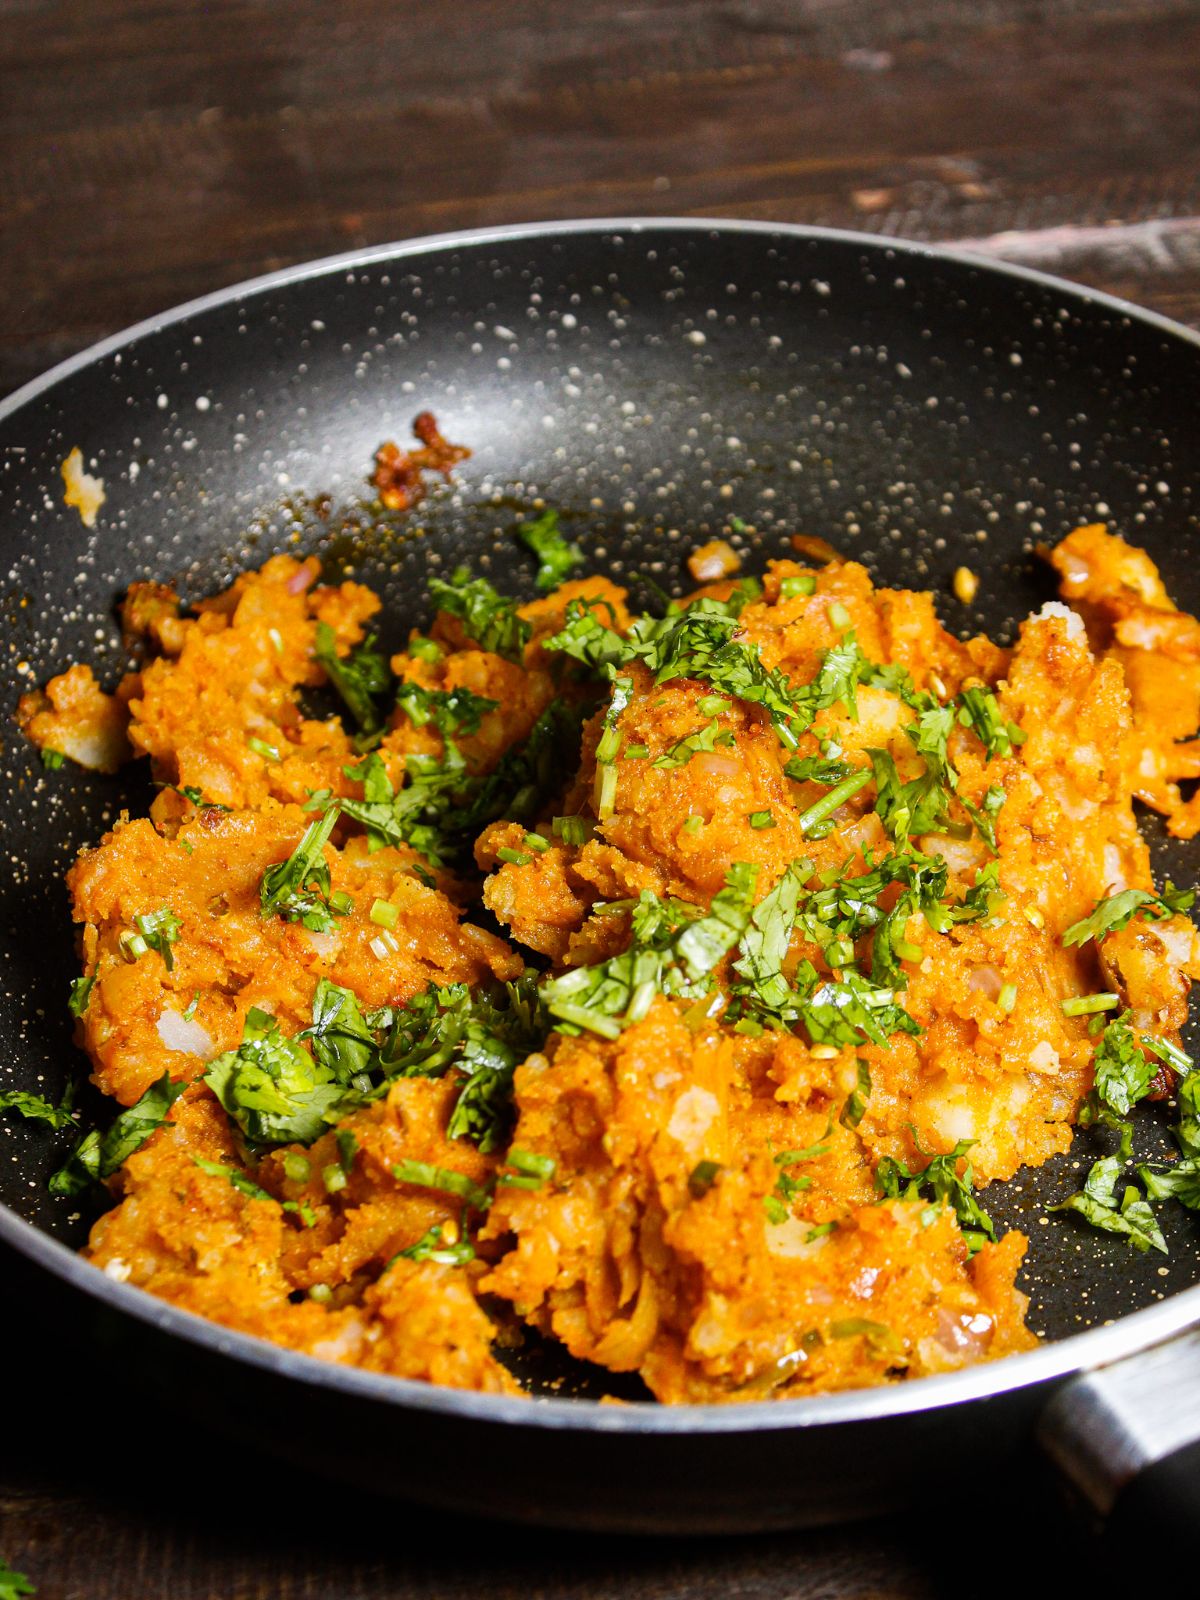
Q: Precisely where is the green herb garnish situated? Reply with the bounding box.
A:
[205,1007,350,1148]
[875,1134,996,1254]
[1063,884,1195,948]
[393,1158,491,1211]
[313,621,392,734]
[516,509,583,591]
[49,1071,186,1196]
[428,566,531,661]
[260,808,348,932]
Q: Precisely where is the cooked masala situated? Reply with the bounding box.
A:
[14,471,1200,1404]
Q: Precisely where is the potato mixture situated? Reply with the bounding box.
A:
[16,491,1200,1404]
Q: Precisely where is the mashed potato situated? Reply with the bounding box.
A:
[17,512,1200,1403]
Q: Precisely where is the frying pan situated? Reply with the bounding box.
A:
[3,219,1200,1538]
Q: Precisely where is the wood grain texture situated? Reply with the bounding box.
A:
[1,1,1197,1593]
[3,0,1200,394]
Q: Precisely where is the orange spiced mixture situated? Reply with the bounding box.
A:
[13,460,1200,1402]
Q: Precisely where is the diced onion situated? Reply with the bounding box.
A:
[156,1008,214,1057]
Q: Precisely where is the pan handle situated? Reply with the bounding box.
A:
[1037,1328,1200,1546]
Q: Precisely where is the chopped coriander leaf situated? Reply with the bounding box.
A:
[682,815,703,836]
[193,1157,275,1203]
[726,853,946,1048]
[379,976,545,1154]
[688,1159,721,1198]
[875,1136,996,1254]
[336,1127,358,1173]
[68,974,95,1018]
[796,969,921,1051]
[313,620,392,734]
[0,1085,76,1131]
[516,508,583,590]
[0,1557,35,1599]
[408,633,443,663]
[748,810,776,830]
[905,702,956,773]
[546,594,850,751]
[205,1007,351,1147]
[1062,883,1195,948]
[395,681,498,739]
[1138,1075,1200,1207]
[170,783,231,811]
[40,747,66,770]
[733,861,808,1014]
[428,566,531,661]
[960,785,1005,853]
[784,754,855,785]
[1139,1158,1200,1209]
[949,860,1005,926]
[260,807,347,933]
[1051,1123,1167,1254]
[49,1071,186,1196]
[1084,1010,1187,1119]
[543,866,756,1040]
[393,1158,491,1211]
[342,699,585,869]
[398,1223,476,1266]
[301,979,379,1085]
[867,748,953,846]
[652,719,729,771]
[675,862,759,981]
[956,686,1025,759]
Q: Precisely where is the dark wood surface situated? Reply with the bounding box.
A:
[3,1,1198,1593]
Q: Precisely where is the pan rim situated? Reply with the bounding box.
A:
[3,214,1200,430]
[3,214,1200,1436]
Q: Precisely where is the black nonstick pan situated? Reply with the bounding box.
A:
[3,220,1200,1539]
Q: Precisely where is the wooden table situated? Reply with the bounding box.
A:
[2,0,1196,1592]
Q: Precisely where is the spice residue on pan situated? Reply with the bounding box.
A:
[11,424,1200,1404]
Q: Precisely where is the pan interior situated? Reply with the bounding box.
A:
[2,223,1198,1399]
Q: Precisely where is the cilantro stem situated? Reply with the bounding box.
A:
[1062,992,1121,1016]
[796,767,871,835]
